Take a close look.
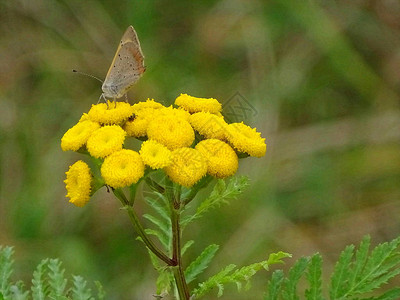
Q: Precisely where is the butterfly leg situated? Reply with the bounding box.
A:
[97,93,107,104]
[124,93,129,103]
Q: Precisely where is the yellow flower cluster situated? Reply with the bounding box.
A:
[61,93,267,204]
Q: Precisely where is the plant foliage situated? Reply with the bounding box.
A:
[192,251,291,298]
[0,246,104,300]
[264,235,400,300]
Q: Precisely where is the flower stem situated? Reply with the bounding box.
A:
[165,178,190,299]
[112,188,173,265]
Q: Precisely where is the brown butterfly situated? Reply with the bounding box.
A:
[101,26,145,100]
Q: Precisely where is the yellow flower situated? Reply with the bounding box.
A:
[175,93,222,114]
[124,101,166,138]
[101,149,144,188]
[157,106,191,121]
[79,113,90,122]
[189,112,228,140]
[195,139,238,178]
[165,147,207,187]
[139,140,172,169]
[226,122,266,157]
[123,115,149,137]
[64,160,92,207]
[61,120,100,151]
[86,125,126,158]
[88,101,134,124]
[147,116,195,150]
[132,98,165,112]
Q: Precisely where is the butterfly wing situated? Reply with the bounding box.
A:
[102,26,145,99]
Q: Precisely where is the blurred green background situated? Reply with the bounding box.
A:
[1,0,400,299]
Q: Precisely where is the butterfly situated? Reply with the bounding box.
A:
[101,26,145,101]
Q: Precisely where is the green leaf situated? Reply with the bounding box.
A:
[71,275,93,300]
[185,244,219,284]
[264,270,284,300]
[47,259,67,298]
[192,264,236,298]
[268,252,292,265]
[31,259,49,299]
[305,254,323,300]
[9,282,29,300]
[360,287,400,300]
[94,281,105,300]
[182,240,194,256]
[282,257,310,300]
[329,244,355,299]
[193,251,288,298]
[144,195,170,223]
[349,235,371,289]
[156,267,173,296]
[264,235,400,300]
[181,176,249,228]
[144,228,170,250]
[0,246,14,298]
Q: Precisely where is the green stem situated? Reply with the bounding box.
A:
[165,178,190,299]
[112,189,173,265]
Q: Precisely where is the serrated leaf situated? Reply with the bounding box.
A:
[192,264,236,298]
[282,257,310,300]
[143,213,171,235]
[185,244,219,284]
[94,281,105,300]
[305,254,323,300]
[144,195,170,223]
[360,287,400,300]
[181,176,249,228]
[9,282,29,300]
[193,251,287,298]
[0,246,14,298]
[156,268,173,295]
[31,259,49,300]
[71,275,93,300]
[182,240,194,256]
[329,244,355,299]
[350,235,371,288]
[268,252,292,266]
[264,270,284,300]
[47,259,67,298]
[144,228,170,250]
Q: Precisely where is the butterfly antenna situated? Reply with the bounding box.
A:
[72,69,104,83]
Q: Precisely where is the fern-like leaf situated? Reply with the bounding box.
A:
[47,259,68,299]
[185,244,219,284]
[31,259,49,299]
[282,257,310,300]
[144,194,170,223]
[71,275,93,300]
[330,244,355,299]
[264,235,400,300]
[182,240,194,256]
[264,270,285,300]
[192,264,236,298]
[181,176,249,228]
[193,251,289,298]
[9,282,29,300]
[0,246,14,299]
[143,194,172,251]
[94,281,105,300]
[144,228,170,250]
[305,254,323,300]
[155,267,173,296]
